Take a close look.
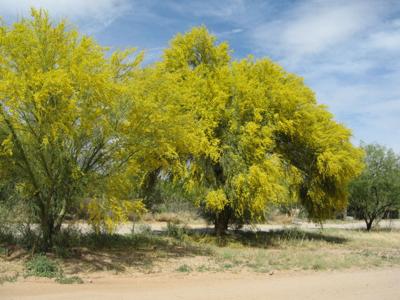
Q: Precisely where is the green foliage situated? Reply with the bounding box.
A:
[25,255,59,278]
[0,9,151,248]
[25,253,83,284]
[142,175,200,214]
[166,222,188,240]
[0,181,34,239]
[160,26,364,232]
[349,144,400,230]
[0,9,363,244]
[175,264,192,273]
[0,10,215,247]
[87,198,147,234]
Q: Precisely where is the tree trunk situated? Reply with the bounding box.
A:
[140,168,161,207]
[365,219,374,231]
[214,207,230,236]
[40,213,61,252]
[41,218,54,252]
[38,196,68,252]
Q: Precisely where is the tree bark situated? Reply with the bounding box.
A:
[41,217,54,251]
[365,218,374,231]
[40,210,62,251]
[214,207,230,236]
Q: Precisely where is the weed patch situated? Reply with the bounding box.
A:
[176,264,192,273]
[0,273,19,285]
[25,255,60,278]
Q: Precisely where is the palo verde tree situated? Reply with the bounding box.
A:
[160,27,364,234]
[0,10,209,246]
[123,65,209,209]
[0,9,148,249]
[349,144,400,231]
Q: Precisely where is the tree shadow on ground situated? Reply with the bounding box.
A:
[186,227,348,248]
[1,227,349,273]
[59,232,211,273]
[238,229,347,247]
[0,229,212,273]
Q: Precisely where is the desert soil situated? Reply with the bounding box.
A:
[67,219,400,235]
[1,268,399,300]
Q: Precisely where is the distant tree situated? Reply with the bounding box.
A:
[349,144,400,230]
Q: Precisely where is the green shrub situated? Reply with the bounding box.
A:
[176,264,192,273]
[25,255,60,278]
[25,254,83,284]
[166,222,188,240]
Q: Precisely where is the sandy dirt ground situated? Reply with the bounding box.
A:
[1,268,399,300]
[67,219,400,235]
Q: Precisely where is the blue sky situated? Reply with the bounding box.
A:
[1,0,400,151]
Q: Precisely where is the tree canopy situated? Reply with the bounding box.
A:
[0,9,203,247]
[349,143,400,230]
[0,11,365,248]
[159,27,364,233]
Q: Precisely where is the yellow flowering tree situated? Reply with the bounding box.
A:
[0,10,144,248]
[0,9,365,244]
[123,62,211,208]
[0,11,214,245]
[161,27,364,234]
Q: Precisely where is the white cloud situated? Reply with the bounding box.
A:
[214,28,244,38]
[368,25,400,51]
[252,0,384,58]
[0,0,132,32]
[355,99,400,150]
[166,0,245,19]
[307,74,400,151]
[246,0,400,151]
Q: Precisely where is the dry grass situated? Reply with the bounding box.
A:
[1,227,399,281]
[198,228,400,273]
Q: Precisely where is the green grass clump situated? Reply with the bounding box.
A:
[166,222,188,240]
[176,264,192,273]
[25,255,59,278]
[25,254,83,284]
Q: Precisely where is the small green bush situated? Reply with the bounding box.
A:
[166,222,188,240]
[25,255,60,278]
[25,255,84,284]
[176,264,192,273]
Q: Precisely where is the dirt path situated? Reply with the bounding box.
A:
[1,268,399,300]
